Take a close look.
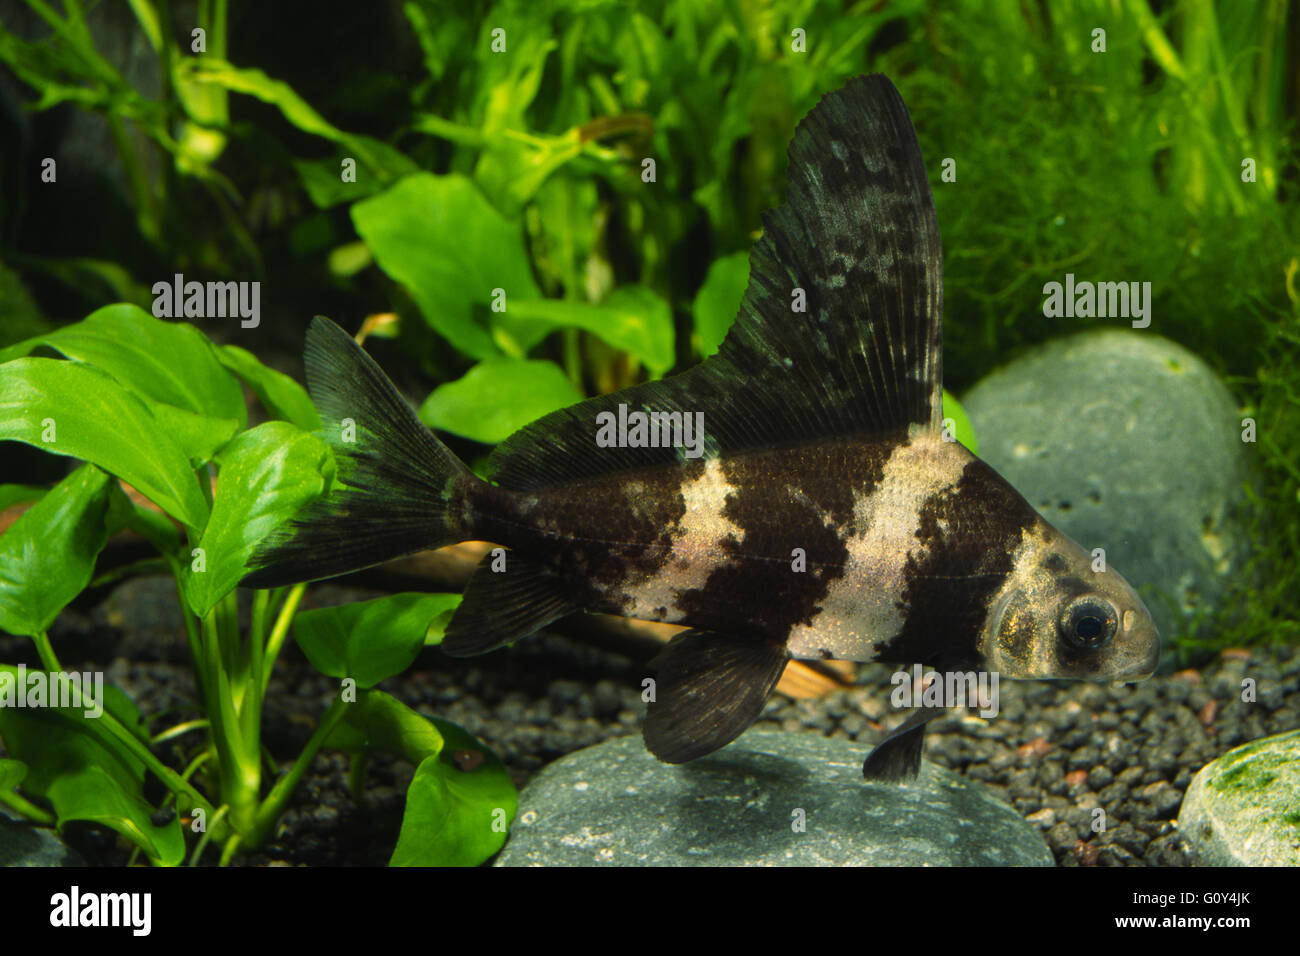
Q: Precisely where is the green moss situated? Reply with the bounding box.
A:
[1203,733,1300,837]
[1207,732,1300,796]
[1212,757,1280,794]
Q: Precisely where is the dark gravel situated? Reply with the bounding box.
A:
[4,576,1298,866]
[755,650,1300,867]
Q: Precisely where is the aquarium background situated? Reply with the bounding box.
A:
[0,0,1296,868]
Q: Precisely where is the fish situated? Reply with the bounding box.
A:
[242,74,1160,782]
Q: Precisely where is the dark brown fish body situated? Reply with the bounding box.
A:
[245,75,1160,780]
[469,435,997,658]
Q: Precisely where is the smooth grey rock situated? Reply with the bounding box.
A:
[1178,730,1300,866]
[495,729,1053,866]
[962,331,1248,654]
[0,811,86,866]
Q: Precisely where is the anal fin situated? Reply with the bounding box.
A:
[861,704,945,782]
[442,551,578,657]
[644,629,789,764]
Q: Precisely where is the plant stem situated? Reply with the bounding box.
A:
[201,608,259,835]
[151,719,210,746]
[96,707,219,824]
[219,832,241,867]
[249,588,269,701]
[175,572,207,707]
[88,557,171,590]
[31,631,61,672]
[261,583,304,698]
[1127,0,1186,81]
[188,802,228,866]
[0,789,56,825]
[249,695,347,847]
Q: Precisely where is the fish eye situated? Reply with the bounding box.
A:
[1057,598,1118,650]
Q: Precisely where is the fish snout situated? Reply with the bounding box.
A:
[1115,615,1160,682]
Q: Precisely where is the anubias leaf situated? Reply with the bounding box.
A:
[0,304,246,426]
[0,464,115,638]
[294,592,462,689]
[182,421,335,615]
[0,358,211,530]
[0,668,185,866]
[353,173,540,360]
[419,358,582,444]
[215,343,321,430]
[325,690,515,866]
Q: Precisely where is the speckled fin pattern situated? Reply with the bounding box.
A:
[485,74,945,493]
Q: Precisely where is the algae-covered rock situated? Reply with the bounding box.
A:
[962,330,1248,657]
[1177,729,1300,866]
[495,729,1053,866]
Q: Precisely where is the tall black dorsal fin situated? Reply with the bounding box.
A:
[490,74,943,491]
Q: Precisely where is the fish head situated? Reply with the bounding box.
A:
[981,520,1160,683]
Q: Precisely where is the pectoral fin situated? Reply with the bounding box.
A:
[644,629,790,764]
[861,704,946,782]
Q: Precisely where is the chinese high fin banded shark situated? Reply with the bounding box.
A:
[243,74,1159,782]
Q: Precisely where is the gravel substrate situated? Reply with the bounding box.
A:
[4,577,1297,866]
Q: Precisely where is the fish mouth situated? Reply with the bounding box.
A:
[1111,642,1160,685]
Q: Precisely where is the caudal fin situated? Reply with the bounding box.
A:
[242,316,476,589]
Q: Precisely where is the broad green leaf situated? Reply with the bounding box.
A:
[294,592,461,689]
[0,358,209,529]
[389,717,517,867]
[321,689,514,865]
[0,758,26,792]
[419,359,582,444]
[127,507,184,561]
[182,422,334,616]
[324,688,444,759]
[423,597,460,644]
[0,465,114,637]
[149,404,240,467]
[215,344,321,430]
[0,262,48,349]
[0,668,184,866]
[292,135,420,209]
[0,484,46,512]
[692,252,749,357]
[0,304,246,426]
[506,285,676,374]
[352,173,540,360]
[941,389,979,455]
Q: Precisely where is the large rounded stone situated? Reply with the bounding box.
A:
[1177,730,1300,866]
[961,331,1248,655]
[0,812,86,866]
[495,729,1053,866]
